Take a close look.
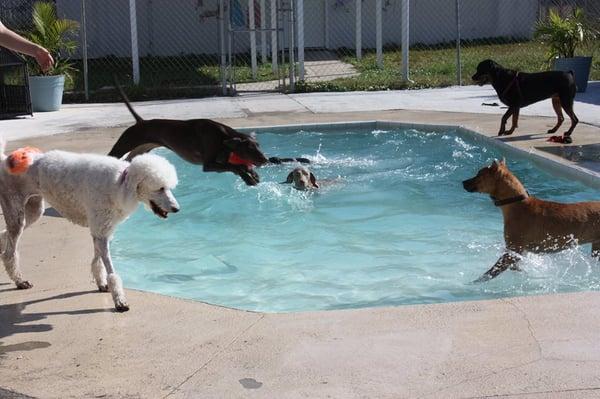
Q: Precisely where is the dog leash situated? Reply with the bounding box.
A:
[118,168,129,185]
[500,72,521,103]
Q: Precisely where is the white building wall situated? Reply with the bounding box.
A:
[57,0,538,59]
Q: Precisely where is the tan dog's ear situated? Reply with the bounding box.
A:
[282,171,294,184]
[310,173,319,188]
[491,159,500,169]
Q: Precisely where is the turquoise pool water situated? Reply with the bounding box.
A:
[113,126,600,312]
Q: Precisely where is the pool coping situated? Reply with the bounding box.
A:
[3,110,600,399]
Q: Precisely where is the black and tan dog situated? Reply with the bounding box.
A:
[463,159,600,282]
[108,85,269,185]
[472,59,578,143]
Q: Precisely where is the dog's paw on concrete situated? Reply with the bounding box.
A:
[16,280,33,289]
[115,302,130,312]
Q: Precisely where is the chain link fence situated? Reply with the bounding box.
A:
[1,0,598,101]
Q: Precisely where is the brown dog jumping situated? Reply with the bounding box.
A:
[108,84,269,186]
[472,59,578,143]
[463,159,600,282]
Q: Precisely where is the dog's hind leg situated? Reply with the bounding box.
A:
[93,236,129,312]
[498,108,514,136]
[560,96,578,139]
[0,203,30,289]
[24,196,44,228]
[473,252,520,283]
[505,108,520,136]
[548,96,564,134]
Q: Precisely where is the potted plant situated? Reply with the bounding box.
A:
[25,1,78,111]
[534,7,595,92]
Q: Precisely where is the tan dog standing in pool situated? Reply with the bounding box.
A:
[463,159,600,282]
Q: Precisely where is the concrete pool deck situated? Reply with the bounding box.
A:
[1,88,600,398]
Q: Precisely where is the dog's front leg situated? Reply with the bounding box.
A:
[0,207,31,289]
[504,108,520,136]
[93,236,129,312]
[498,108,514,136]
[203,162,259,186]
[473,252,520,283]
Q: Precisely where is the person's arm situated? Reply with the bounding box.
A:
[0,21,54,71]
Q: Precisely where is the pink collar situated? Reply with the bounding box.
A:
[119,168,128,185]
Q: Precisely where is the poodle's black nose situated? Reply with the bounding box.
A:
[171,207,180,213]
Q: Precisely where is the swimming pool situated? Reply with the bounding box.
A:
[113,122,600,312]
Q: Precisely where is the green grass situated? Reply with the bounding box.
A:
[66,54,287,101]
[296,40,600,93]
[63,40,600,101]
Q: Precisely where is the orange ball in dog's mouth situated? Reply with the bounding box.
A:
[7,146,42,175]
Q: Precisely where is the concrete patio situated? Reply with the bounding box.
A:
[1,86,600,398]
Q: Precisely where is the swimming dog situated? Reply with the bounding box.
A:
[463,159,600,282]
[282,166,319,190]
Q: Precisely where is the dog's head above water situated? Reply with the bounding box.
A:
[472,59,502,86]
[224,133,269,168]
[462,158,507,195]
[125,153,180,219]
[283,166,319,191]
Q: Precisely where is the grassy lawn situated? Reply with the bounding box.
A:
[63,40,599,101]
[296,40,600,92]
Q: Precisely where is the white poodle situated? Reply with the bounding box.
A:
[0,140,179,312]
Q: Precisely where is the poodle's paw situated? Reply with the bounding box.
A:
[16,280,33,289]
[97,284,109,292]
[114,300,130,312]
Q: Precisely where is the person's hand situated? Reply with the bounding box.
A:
[34,47,54,72]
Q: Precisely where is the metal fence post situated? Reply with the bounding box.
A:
[376,0,382,68]
[271,0,278,73]
[355,0,362,60]
[297,0,304,80]
[219,0,227,95]
[401,0,409,81]
[129,0,140,85]
[80,0,89,100]
[455,0,461,86]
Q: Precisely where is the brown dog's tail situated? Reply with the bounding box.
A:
[114,76,143,124]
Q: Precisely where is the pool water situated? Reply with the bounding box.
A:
[113,126,600,312]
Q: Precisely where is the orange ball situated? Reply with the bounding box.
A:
[7,146,42,175]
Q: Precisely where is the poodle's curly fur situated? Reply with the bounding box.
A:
[0,139,179,312]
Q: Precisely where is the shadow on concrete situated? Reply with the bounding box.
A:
[536,143,600,173]
[496,133,550,143]
[0,290,111,355]
[0,387,37,399]
[575,82,600,106]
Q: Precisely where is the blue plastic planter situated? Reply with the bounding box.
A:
[553,56,593,93]
[28,75,65,112]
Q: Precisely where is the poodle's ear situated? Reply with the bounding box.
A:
[281,172,294,184]
[310,173,319,188]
